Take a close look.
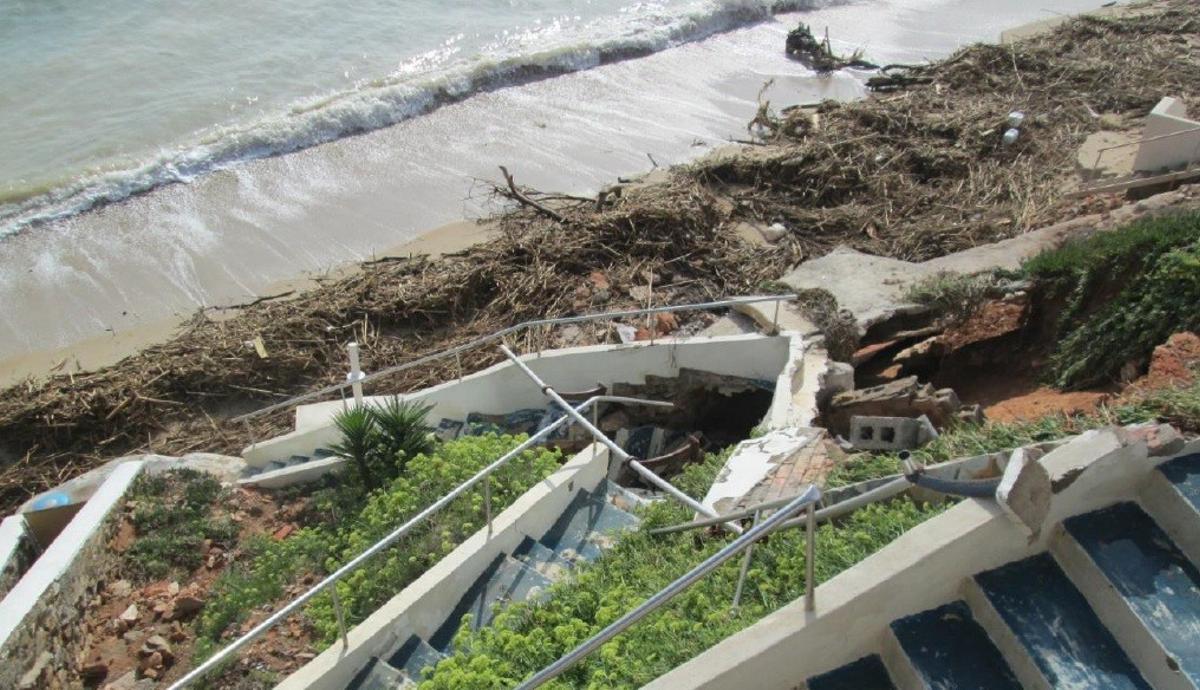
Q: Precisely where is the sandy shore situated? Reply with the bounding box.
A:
[0,218,497,388]
[0,0,1120,389]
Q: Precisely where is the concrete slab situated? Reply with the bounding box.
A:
[779,247,935,334]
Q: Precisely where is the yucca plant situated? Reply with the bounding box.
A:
[370,397,435,474]
[328,406,380,491]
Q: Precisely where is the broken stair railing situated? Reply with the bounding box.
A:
[515,483,822,690]
[498,343,744,535]
[168,393,671,690]
[231,294,798,439]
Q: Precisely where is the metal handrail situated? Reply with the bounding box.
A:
[231,294,796,424]
[514,484,822,690]
[498,344,744,535]
[168,393,672,690]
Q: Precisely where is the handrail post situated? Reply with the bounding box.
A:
[483,474,493,536]
[331,584,349,650]
[805,502,816,612]
[731,509,761,611]
[347,342,365,407]
[771,299,781,334]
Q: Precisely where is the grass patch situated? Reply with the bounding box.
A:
[825,403,1170,488]
[1022,210,1200,389]
[417,452,948,689]
[124,469,237,580]
[193,434,561,660]
[903,271,1009,324]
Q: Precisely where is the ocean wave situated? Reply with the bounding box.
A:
[0,0,829,237]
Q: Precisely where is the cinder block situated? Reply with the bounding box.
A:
[849,416,935,451]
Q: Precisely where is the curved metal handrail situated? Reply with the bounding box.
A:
[231,294,796,424]
[168,393,672,690]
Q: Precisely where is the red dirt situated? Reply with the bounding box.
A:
[1132,332,1200,392]
[81,486,319,690]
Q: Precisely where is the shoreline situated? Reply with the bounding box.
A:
[0,218,498,388]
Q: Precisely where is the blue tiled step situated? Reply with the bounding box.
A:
[1159,452,1200,512]
[538,487,640,562]
[807,654,895,690]
[387,635,446,681]
[512,536,574,581]
[428,554,553,649]
[975,553,1150,689]
[1065,502,1200,686]
[890,600,1021,690]
[348,657,409,690]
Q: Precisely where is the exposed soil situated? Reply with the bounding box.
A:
[77,486,318,690]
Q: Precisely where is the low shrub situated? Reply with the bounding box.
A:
[194,434,561,659]
[125,469,236,580]
[417,452,947,689]
[1022,210,1200,389]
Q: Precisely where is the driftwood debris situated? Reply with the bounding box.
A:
[785,24,878,73]
[498,165,565,223]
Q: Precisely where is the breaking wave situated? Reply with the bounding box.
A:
[0,0,827,236]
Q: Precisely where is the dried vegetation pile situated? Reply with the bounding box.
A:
[1,0,1197,513]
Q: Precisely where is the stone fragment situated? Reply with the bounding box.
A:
[18,651,53,689]
[996,447,1051,537]
[103,670,138,690]
[1119,423,1185,457]
[118,604,139,626]
[109,579,133,598]
[825,376,971,436]
[80,660,109,684]
[171,593,205,619]
[848,415,938,451]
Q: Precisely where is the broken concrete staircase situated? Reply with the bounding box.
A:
[347,480,641,689]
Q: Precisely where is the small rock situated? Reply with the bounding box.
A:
[141,634,174,665]
[171,594,205,619]
[80,660,109,684]
[167,581,180,596]
[18,651,53,689]
[102,670,138,690]
[109,580,133,598]
[763,222,789,242]
[272,524,296,541]
[118,604,139,626]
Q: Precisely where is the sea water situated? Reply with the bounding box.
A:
[0,0,1112,358]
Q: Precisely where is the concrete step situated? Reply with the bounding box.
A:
[428,554,553,650]
[386,635,446,683]
[889,600,1022,690]
[1058,502,1200,689]
[806,654,895,690]
[347,656,411,690]
[512,536,574,582]
[970,553,1150,690]
[1142,452,1200,567]
[537,488,640,563]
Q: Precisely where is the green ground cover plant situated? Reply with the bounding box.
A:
[125,468,238,580]
[193,433,560,660]
[417,452,948,689]
[1022,210,1200,389]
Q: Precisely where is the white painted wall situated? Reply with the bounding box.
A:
[246,333,802,468]
[276,444,611,690]
[0,461,143,650]
[1133,97,1200,172]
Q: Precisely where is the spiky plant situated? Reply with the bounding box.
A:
[329,406,380,491]
[369,397,436,474]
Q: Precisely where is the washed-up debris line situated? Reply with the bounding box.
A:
[0,0,1197,513]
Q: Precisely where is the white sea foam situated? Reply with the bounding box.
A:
[0,0,826,237]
